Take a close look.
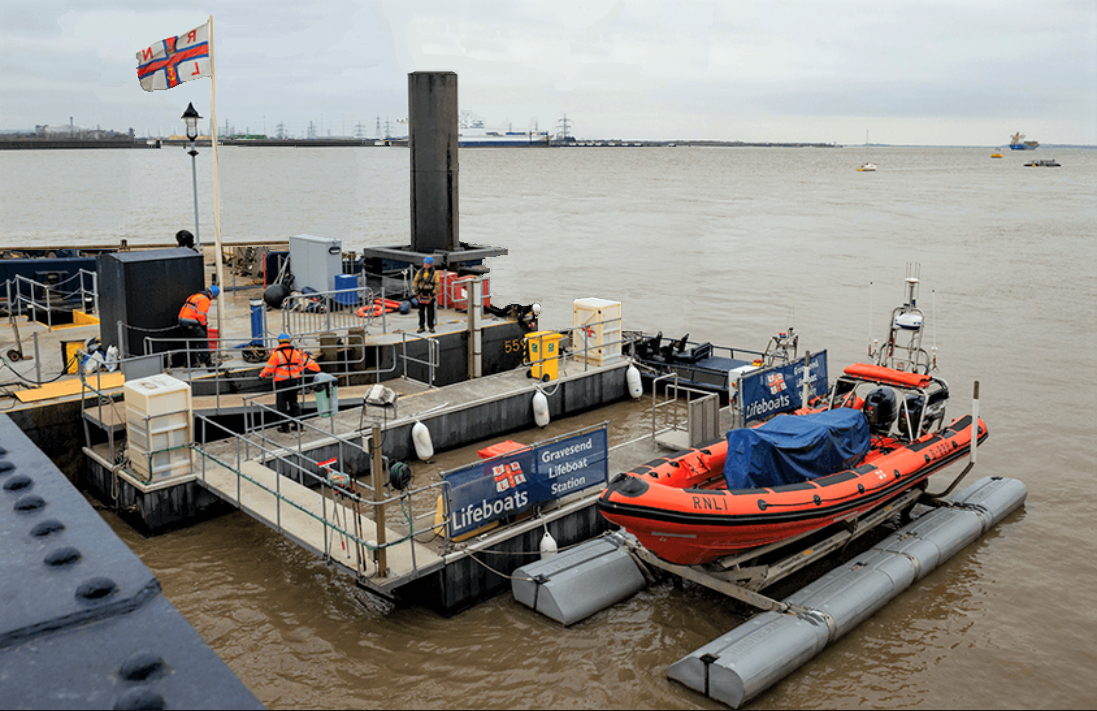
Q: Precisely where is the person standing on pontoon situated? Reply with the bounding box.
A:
[177,284,219,367]
[259,333,321,432]
[413,256,441,334]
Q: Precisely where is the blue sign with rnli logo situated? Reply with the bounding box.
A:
[444,429,608,538]
[740,351,829,423]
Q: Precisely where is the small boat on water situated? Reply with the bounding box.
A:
[1025,159,1060,167]
[599,272,986,565]
[858,162,877,172]
[622,329,796,403]
[991,150,1004,158]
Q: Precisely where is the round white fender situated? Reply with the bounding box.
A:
[626,364,643,399]
[540,530,558,559]
[532,391,550,428]
[411,421,434,461]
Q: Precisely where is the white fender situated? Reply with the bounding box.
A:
[626,364,643,399]
[539,530,558,559]
[532,391,550,428]
[411,421,434,461]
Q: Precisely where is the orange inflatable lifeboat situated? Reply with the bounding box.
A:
[597,364,987,565]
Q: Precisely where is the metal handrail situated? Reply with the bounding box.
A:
[11,275,56,329]
[280,283,376,335]
[441,272,492,311]
[400,332,439,387]
[140,332,371,412]
[191,411,451,580]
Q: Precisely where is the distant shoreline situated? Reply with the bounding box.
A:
[0,138,161,150]
[2,137,1093,150]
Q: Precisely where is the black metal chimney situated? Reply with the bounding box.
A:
[362,71,505,272]
[408,72,459,254]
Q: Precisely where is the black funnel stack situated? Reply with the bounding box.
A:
[364,72,506,272]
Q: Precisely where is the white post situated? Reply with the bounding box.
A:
[467,277,482,379]
[189,145,201,249]
[971,381,979,464]
[208,15,226,341]
[801,351,811,408]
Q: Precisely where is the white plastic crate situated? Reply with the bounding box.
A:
[124,374,193,479]
[126,424,192,454]
[572,298,622,366]
[124,374,192,418]
[127,442,192,480]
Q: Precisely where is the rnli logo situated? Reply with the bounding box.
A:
[493,462,526,493]
[767,373,787,394]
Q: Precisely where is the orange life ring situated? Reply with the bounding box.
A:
[356,298,404,318]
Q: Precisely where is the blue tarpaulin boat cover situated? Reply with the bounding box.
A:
[724,409,870,490]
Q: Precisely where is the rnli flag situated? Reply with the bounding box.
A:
[492,461,526,493]
[136,23,211,92]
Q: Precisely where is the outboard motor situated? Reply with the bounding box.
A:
[899,393,925,439]
[863,387,898,436]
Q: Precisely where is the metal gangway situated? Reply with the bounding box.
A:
[188,401,447,594]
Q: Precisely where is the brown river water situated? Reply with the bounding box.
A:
[2,145,1095,708]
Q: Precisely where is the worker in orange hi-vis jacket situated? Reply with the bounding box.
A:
[260,333,321,432]
[177,284,219,367]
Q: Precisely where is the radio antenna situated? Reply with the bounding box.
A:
[867,281,874,357]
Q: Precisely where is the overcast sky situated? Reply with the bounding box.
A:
[2,0,1094,145]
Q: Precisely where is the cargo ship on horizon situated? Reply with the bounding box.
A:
[458,111,549,147]
[1009,131,1039,150]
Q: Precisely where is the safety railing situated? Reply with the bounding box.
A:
[650,372,720,448]
[400,332,440,387]
[4,270,99,329]
[134,325,439,410]
[78,352,126,466]
[190,409,451,581]
[441,273,492,312]
[137,332,369,410]
[573,315,624,372]
[240,377,344,438]
[280,283,379,336]
[518,315,626,379]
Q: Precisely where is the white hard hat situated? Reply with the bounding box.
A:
[531,303,541,316]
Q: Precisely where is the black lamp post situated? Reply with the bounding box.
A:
[181,102,202,249]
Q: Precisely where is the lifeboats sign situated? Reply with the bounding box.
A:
[740,351,829,423]
[444,428,609,538]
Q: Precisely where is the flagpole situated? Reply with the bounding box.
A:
[207,15,225,347]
